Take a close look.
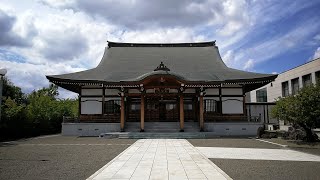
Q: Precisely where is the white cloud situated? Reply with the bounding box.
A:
[221,50,235,66]
[0,0,319,99]
[243,59,255,71]
[0,59,82,98]
[229,17,320,69]
[313,47,320,60]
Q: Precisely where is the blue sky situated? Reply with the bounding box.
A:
[0,0,320,98]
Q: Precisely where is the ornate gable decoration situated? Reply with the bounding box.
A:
[154,62,170,71]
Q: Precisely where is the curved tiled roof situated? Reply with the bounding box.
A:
[47,41,276,83]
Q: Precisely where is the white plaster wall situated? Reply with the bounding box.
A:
[62,123,120,136]
[105,89,119,96]
[128,89,140,94]
[248,58,320,102]
[221,88,242,95]
[146,89,155,93]
[170,89,179,93]
[222,97,243,114]
[81,97,102,114]
[184,88,195,93]
[204,97,220,101]
[105,97,121,101]
[205,88,219,95]
[205,122,263,136]
[81,89,103,95]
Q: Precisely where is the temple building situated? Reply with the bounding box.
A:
[46,41,277,136]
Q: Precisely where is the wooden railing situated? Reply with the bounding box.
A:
[63,114,120,123]
[63,115,261,123]
[204,115,261,123]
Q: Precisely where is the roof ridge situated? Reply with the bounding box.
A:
[107,41,216,48]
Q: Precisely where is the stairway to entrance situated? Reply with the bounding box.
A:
[125,122,200,132]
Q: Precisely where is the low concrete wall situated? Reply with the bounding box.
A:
[204,122,263,136]
[62,123,120,136]
[62,122,263,137]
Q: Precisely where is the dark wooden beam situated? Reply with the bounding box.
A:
[140,95,145,132]
[199,95,204,132]
[180,95,184,132]
[120,96,125,132]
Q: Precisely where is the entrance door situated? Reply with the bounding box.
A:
[145,97,178,122]
[159,102,166,120]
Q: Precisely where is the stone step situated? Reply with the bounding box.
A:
[100,132,220,139]
[124,122,200,132]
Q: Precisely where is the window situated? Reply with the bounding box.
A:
[256,88,267,102]
[131,104,141,110]
[146,104,155,110]
[302,74,312,87]
[166,104,176,110]
[282,81,289,97]
[204,99,218,112]
[184,104,192,110]
[316,71,320,83]
[104,100,120,114]
[291,78,299,95]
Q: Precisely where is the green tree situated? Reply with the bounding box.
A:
[272,83,320,141]
[2,98,28,137]
[2,77,25,104]
[1,80,78,140]
[26,84,78,134]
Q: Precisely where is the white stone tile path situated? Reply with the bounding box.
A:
[197,147,320,162]
[87,139,231,180]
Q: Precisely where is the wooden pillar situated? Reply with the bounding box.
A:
[219,85,222,113]
[242,85,246,116]
[78,87,82,122]
[179,95,184,132]
[199,95,204,132]
[102,87,105,115]
[140,95,145,132]
[120,96,125,132]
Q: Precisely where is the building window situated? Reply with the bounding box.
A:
[302,74,312,87]
[204,99,217,112]
[184,104,192,110]
[104,100,120,114]
[291,78,299,95]
[316,71,320,83]
[146,104,156,110]
[131,104,141,110]
[282,81,289,97]
[256,88,267,102]
[166,104,176,110]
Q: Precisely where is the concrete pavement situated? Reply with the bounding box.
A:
[88,139,231,180]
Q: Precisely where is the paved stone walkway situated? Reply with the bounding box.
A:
[88,139,231,180]
[197,147,320,162]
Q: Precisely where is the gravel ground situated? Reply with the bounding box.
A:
[0,135,136,180]
[190,138,320,180]
[264,138,320,156]
[211,158,320,180]
[188,138,281,149]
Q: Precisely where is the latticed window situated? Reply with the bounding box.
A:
[104,100,121,114]
[166,104,176,110]
[256,88,267,102]
[282,81,289,97]
[204,99,218,112]
[291,78,299,95]
[184,104,192,110]
[131,104,141,110]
